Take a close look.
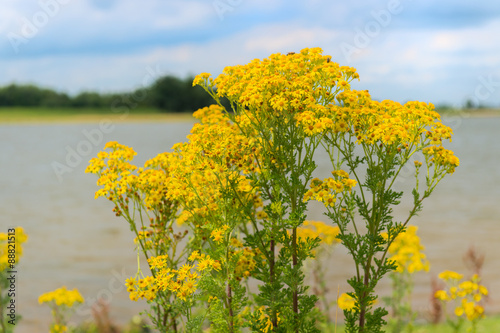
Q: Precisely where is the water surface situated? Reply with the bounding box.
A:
[1,117,499,331]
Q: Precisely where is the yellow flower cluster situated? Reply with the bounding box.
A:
[435,272,488,321]
[87,104,262,227]
[165,105,261,226]
[303,170,357,207]
[0,227,28,271]
[295,110,335,136]
[385,226,430,274]
[423,145,460,174]
[191,50,363,195]
[194,48,359,129]
[148,254,168,269]
[126,274,159,302]
[302,93,455,155]
[188,110,260,175]
[38,286,84,307]
[296,220,341,246]
[195,48,457,167]
[349,100,447,146]
[86,141,138,201]
[192,104,229,125]
[127,252,221,302]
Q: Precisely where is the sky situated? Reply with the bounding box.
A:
[1,0,500,107]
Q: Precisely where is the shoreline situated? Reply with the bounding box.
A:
[0,108,499,124]
[438,108,500,118]
[0,111,196,124]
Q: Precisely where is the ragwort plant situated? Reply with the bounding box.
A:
[86,141,189,330]
[88,47,459,332]
[195,49,360,332]
[295,83,458,333]
[195,47,458,332]
[38,286,84,333]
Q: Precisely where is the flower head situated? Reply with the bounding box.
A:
[38,286,84,307]
[385,226,430,274]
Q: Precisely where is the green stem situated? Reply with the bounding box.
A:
[292,226,299,333]
[227,283,234,333]
[270,236,277,330]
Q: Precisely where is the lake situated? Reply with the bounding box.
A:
[1,115,499,331]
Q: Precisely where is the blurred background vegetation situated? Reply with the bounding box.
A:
[0,75,231,113]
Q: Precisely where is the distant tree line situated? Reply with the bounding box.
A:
[0,75,227,112]
[5,77,492,113]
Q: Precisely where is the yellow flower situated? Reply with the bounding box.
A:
[211,260,222,271]
[210,225,229,243]
[188,250,200,262]
[198,257,212,271]
[337,293,356,311]
[436,271,488,322]
[438,270,463,281]
[182,278,197,294]
[177,264,194,281]
[211,229,224,242]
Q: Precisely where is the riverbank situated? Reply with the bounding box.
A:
[438,108,500,118]
[0,107,195,124]
[1,107,499,124]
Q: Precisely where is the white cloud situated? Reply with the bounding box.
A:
[243,24,338,53]
[428,19,500,55]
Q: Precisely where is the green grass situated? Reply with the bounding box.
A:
[409,317,500,333]
[321,316,500,332]
[70,315,500,333]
